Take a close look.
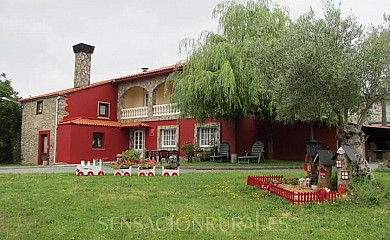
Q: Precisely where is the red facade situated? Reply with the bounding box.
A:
[63,83,117,121]
[56,124,129,164]
[25,65,339,165]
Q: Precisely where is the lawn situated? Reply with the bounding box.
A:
[0,171,389,240]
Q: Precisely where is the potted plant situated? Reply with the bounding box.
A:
[162,155,180,177]
[112,149,141,176]
[137,159,157,176]
[112,160,133,176]
[180,141,200,163]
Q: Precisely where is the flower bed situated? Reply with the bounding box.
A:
[247,175,342,205]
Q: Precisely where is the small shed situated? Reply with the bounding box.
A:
[314,149,334,189]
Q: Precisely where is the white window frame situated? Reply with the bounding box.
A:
[161,129,176,148]
[194,123,220,149]
[198,127,218,147]
[157,125,179,150]
[98,101,110,118]
[133,130,144,150]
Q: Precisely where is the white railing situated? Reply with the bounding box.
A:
[153,103,180,116]
[121,106,148,119]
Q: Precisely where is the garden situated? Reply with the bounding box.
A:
[0,170,389,240]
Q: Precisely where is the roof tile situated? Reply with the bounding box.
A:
[59,118,149,128]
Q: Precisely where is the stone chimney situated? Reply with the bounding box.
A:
[72,43,95,88]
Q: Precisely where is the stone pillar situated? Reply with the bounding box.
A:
[72,43,95,88]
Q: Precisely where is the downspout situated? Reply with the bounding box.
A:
[53,95,60,164]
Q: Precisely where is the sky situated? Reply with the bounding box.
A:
[0,0,388,98]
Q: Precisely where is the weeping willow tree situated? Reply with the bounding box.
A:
[273,1,390,180]
[167,0,289,158]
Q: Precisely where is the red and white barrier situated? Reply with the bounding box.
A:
[76,160,105,176]
[138,166,156,176]
[161,166,180,177]
[114,167,132,176]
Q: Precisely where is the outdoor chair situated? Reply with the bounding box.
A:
[210,142,230,163]
[237,141,265,164]
[159,150,169,163]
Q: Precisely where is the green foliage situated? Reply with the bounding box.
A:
[273,1,390,130]
[282,177,299,185]
[0,73,21,163]
[346,178,390,206]
[121,149,141,162]
[180,141,200,162]
[168,0,289,122]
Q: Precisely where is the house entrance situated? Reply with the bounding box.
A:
[38,131,50,165]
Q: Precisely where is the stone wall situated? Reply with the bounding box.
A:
[117,75,179,122]
[21,96,68,165]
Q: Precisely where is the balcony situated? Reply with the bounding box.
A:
[121,103,180,119]
[122,106,148,119]
[153,103,180,116]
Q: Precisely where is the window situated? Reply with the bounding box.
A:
[199,127,217,147]
[36,100,43,114]
[98,102,110,118]
[133,130,144,150]
[92,133,104,148]
[161,129,176,148]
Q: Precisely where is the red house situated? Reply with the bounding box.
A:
[20,43,338,165]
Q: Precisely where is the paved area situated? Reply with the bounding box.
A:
[0,163,379,174]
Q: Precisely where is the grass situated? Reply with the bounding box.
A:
[0,171,389,240]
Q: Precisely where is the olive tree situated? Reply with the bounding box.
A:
[273,1,390,180]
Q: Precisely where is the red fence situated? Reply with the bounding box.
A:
[247,175,341,205]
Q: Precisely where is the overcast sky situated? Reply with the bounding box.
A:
[0,0,388,98]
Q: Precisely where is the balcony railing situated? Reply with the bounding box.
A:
[122,106,148,119]
[121,104,180,119]
[153,103,180,116]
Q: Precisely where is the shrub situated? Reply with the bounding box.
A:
[180,141,200,162]
[121,149,141,162]
[346,178,389,206]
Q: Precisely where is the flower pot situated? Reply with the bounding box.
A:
[114,167,132,176]
[162,166,180,177]
[138,166,156,176]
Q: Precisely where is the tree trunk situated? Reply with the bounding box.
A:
[337,125,374,181]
